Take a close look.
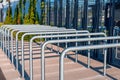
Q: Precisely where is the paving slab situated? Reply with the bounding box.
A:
[0,49,24,80]
[1,41,120,80]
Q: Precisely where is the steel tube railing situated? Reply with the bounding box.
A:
[3,28,73,55]
[0,25,74,68]
[40,37,106,80]
[2,25,119,80]
[0,25,54,51]
[0,29,3,48]
[0,25,79,75]
[15,29,76,69]
[8,26,67,63]
[60,42,120,80]
[29,32,106,80]
[21,30,89,78]
[42,36,120,80]
[40,36,120,80]
[1,25,67,53]
[5,27,67,51]
[0,28,3,48]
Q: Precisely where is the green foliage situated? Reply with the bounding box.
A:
[23,0,26,18]
[13,5,19,24]
[35,11,40,24]
[41,1,45,9]
[4,0,13,24]
[4,0,42,25]
[18,0,23,24]
[24,14,30,24]
[40,0,45,24]
[29,7,35,24]
[12,31,45,42]
[4,15,13,24]
[12,4,23,24]
[17,11,23,24]
[4,0,46,41]
[4,7,13,24]
[19,0,22,8]
[0,23,3,27]
[23,0,40,24]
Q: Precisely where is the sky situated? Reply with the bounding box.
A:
[1,0,109,21]
[1,0,19,20]
[1,0,41,21]
[2,0,19,6]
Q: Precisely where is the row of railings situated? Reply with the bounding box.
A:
[0,25,120,80]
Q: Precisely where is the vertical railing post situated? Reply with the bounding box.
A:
[58,0,63,27]
[65,0,70,28]
[54,0,57,26]
[82,0,88,30]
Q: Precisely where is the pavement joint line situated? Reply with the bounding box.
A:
[78,75,104,80]
[0,63,11,66]
[12,77,22,80]
[21,58,70,64]
[34,67,87,77]
[24,57,59,63]
[46,61,75,67]
[0,55,6,57]
[24,61,74,70]
[0,59,8,61]
[3,69,15,73]
[0,57,8,59]
[64,67,87,73]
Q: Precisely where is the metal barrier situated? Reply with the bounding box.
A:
[2,25,120,80]
[0,25,76,69]
[1,25,84,75]
[40,36,120,80]
[1,25,73,56]
[60,40,120,80]
[0,28,3,48]
[14,30,78,70]
[113,26,120,60]
[21,30,89,78]
[0,25,66,51]
[0,25,67,52]
[3,26,67,52]
[3,25,91,80]
[29,32,106,80]
[0,25,60,51]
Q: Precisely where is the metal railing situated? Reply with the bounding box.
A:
[29,32,106,80]
[60,41,120,80]
[2,26,68,52]
[1,25,120,80]
[1,25,73,56]
[0,25,76,69]
[39,36,120,80]
[113,26,120,60]
[0,25,67,51]
[1,25,90,79]
[15,29,76,70]
[21,30,89,78]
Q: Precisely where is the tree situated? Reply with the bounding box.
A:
[4,9,13,24]
[35,11,40,24]
[23,0,32,24]
[23,0,26,18]
[29,7,35,24]
[24,0,39,24]
[4,0,13,24]
[18,0,23,24]
[13,5,19,24]
[24,14,30,24]
[40,0,45,24]
[17,10,23,24]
